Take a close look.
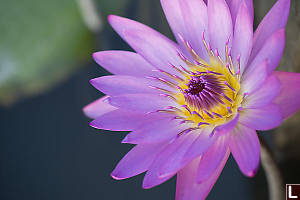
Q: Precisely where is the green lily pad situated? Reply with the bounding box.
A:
[0,0,94,105]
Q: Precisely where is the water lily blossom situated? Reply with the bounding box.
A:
[84,0,300,199]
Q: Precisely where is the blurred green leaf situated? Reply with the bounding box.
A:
[0,0,94,105]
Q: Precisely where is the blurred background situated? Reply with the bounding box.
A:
[0,0,299,199]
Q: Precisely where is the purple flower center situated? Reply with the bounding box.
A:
[147,34,242,127]
[183,73,225,111]
[186,77,205,95]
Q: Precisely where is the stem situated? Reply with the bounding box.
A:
[259,136,284,200]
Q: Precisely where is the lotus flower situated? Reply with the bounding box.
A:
[83,0,300,199]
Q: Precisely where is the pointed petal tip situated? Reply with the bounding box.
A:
[142,170,175,190]
[82,105,88,113]
[83,96,117,119]
[246,169,258,177]
[83,105,97,119]
[107,14,118,23]
[142,177,168,189]
[92,51,105,64]
[82,108,90,118]
[89,78,96,86]
[111,172,126,180]
[142,182,152,189]
[89,120,98,129]
[92,52,98,60]
[241,166,259,177]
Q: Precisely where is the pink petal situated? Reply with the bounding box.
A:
[90,109,148,131]
[108,94,174,113]
[142,132,199,189]
[93,51,155,77]
[160,0,184,34]
[182,126,216,164]
[208,0,233,60]
[122,118,187,144]
[274,71,300,119]
[213,113,239,136]
[83,96,117,119]
[250,0,290,62]
[239,104,283,131]
[159,0,189,58]
[159,127,215,178]
[197,135,230,183]
[178,0,209,61]
[241,59,268,94]
[231,2,253,74]
[226,0,254,25]
[160,0,209,61]
[175,151,230,200]
[245,29,285,76]
[124,28,188,76]
[108,15,154,40]
[111,142,167,180]
[108,15,187,76]
[90,75,175,96]
[230,123,260,177]
[243,75,281,109]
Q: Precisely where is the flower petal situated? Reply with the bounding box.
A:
[159,127,215,178]
[274,71,300,119]
[245,29,285,77]
[182,126,216,164]
[226,0,254,25]
[93,51,155,77]
[122,118,187,144]
[230,123,260,177]
[208,0,233,60]
[83,96,117,119]
[160,0,185,39]
[108,15,187,76]
[108,94,174,113]
[159,0,189,58]
[124,28,188,76]
[90,75,175,96]
[142,132,199,189]
[250,0,290,62]
[231,2,253,74]
[175,151,230,200]
[241,59,268,94]
[243,75,281,109]
[108,15,153,40]
[178,0,209,60]
[160,0,209,61]
[239,104,283,131]
[197,135,230,183]
[90,109,148,131]
[213,113,239,136]
[111,142,167,180]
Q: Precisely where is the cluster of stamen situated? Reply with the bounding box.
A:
[148,32,244,132]
[184,74,224,111]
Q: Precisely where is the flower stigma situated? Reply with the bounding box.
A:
[150,33,244,129]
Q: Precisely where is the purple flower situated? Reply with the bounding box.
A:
[84,0,300,199]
